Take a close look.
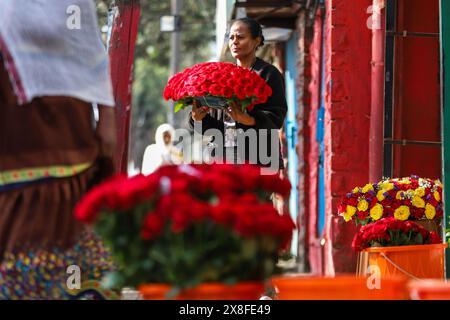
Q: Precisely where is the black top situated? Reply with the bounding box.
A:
[189,57,288,170]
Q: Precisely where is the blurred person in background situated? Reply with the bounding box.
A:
[0,0,116,299]
[141,123,183,175]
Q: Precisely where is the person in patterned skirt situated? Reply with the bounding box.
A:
[0,0,117,299]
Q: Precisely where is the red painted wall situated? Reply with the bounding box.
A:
[295,11,312,272]
[323,0,372,274]
[305,9,323,275]
[392,0,441,179]
[300,0,440,274]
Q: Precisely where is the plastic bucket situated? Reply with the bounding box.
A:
[408,280,450,300]
[271,275,408,300]
[139,282,265,300]
[358,243,447,280]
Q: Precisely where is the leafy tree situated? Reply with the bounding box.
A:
[95,0,216,170]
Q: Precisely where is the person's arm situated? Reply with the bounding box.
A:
[96,105,117,160]
[226,102,256,126]
[249,67,288,130]
[94,104,117,179]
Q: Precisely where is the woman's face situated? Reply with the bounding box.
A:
[163,131,172,145]
[228,21,260,61]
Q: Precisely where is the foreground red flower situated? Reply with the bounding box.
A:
[74,164,295,290]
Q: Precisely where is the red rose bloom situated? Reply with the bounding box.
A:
[163,61,273,112]
[142,213,165,240]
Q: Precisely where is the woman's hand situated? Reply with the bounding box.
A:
[226,101,256,126]
[191,100,209,121]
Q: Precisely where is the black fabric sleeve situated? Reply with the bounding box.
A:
[249,66,288,130]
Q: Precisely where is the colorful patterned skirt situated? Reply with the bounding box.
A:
[0,229,116,300]
[0,55,116,299]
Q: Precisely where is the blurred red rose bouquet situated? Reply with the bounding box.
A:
[75,164,294,293]
[163,62,272,112]
[352,217,441,251]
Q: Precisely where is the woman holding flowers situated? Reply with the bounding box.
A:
[189,17,288,173]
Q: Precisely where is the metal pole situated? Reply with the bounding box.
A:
[369,0,385,183]
[168,0,183,128]
[383,0,396,178]
[439,0,450,279]
[108,0,141,173]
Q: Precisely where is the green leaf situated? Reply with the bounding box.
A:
[174,101,185,113]
[415,232,424,244]
[222,277,238,285]
[240,97,256,112]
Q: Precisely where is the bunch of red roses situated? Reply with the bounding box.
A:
[352,217,441,251]
[163,62,272,112]
[74,164,295,289]
[75,164,293,246]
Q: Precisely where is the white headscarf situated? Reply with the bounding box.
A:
[142,124,181,175]
[154,123,175,147]
[0,0,114,106]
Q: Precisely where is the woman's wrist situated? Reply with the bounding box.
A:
[191,112,206,122]
[237,113,256,126]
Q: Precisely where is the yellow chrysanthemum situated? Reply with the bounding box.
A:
[394,205,410,221]
[396,191,404,200]
[412,196,425,208]
[357,199,369,212]
[434,191,440,201]
[381,182,394,191]
[369,204,384,220]
[352,187,360,194]
[425,203,436,220]
[362,184,374,193]
[415,187,425,197]
[343,205,357,222]
[377,190,386,201]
